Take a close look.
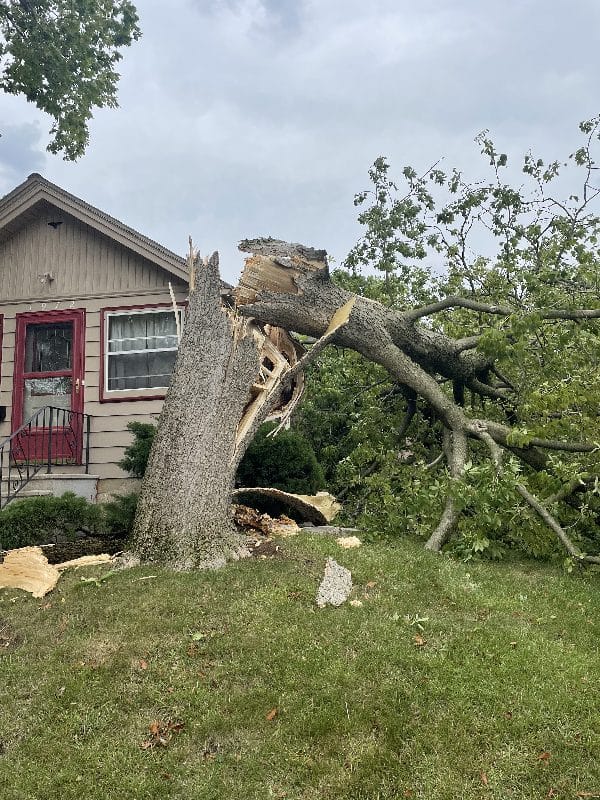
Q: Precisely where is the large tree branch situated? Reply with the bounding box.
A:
[424,427,468,552]
[235,239,600,564]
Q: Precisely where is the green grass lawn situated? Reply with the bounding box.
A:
[1,534,599,800]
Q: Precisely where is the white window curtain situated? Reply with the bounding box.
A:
[107,311,180,391]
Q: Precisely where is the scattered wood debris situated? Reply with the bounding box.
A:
[336,536,362,549]
[0,546,115,598]
[233,504,300,537]
[56,554,114,571]
[232,489,341,525]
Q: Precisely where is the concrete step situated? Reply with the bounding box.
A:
[11,489,53,499]
[2,473,99,505]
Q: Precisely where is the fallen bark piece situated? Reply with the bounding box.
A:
[336,536,362,549]
[233,489,341,525]
[0,547,60,598]
[316,558,352,608]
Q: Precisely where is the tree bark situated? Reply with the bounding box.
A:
[132,254,259,568]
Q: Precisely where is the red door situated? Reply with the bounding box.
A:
[12,310,85,463]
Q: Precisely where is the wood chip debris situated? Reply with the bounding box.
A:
[233,504,300,537]
[0,546,115,598]
[336,536,362,549]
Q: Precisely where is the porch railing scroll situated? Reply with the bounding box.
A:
[0,405,91,508]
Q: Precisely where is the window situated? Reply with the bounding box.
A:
[104,307,182,394]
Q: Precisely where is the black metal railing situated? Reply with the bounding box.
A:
[0,406,91,508]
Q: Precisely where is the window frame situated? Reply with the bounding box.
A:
[100,304,184,403]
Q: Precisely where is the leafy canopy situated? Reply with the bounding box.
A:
[299,116,600,563]
[0,0,140,159]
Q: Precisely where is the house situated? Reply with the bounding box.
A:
[0,173,190,504]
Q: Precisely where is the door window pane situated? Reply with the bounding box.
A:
[25,323,72,373]
[23,377,72,419]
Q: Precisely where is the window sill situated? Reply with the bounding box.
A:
[99,389,168,403]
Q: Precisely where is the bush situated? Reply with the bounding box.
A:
[236,422,325,495]
[102,492,139,539]
[119,421,156,478]
[0,492,105,551]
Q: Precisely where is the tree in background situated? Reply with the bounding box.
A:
[0,0,140,159]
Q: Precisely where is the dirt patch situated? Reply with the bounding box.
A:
[248,539,283,559]
[44,537,125,564]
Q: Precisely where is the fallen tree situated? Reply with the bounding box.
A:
[132,119,600,568]
[131,237,600,568]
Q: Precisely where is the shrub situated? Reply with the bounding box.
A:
[236,422,325,495]
[0,492,105,551]
[119,421,156,478]
[119,418,326,500]
[101,492,139,539]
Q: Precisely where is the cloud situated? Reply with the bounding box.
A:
[0,120,45,192]
[1,0,599,282]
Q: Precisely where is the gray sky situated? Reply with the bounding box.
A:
[1,0,599,282]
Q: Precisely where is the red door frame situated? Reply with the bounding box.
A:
[12,309,86,461]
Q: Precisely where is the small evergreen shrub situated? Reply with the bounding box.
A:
[236,422,325,495]
[102,493,139,539]
[119,418,326,500]
[0,492,105,551]
[119,421,156,477]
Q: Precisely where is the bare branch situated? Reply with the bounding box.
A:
[424,428,469,552]
[406,296,600,323]
[515,483,600,565]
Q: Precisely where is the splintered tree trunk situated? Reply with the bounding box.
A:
[132,254,264,569]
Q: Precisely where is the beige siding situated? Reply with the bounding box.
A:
[0,210,188,493]
[0,207,184,302]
